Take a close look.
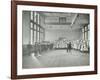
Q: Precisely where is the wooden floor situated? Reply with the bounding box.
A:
[22,49,89,69]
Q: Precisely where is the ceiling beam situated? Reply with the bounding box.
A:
[70,14,78,26]
[44,22,71,25]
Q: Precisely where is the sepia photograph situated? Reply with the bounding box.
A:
[22,11,90,69]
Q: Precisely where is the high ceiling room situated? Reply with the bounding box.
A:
[41,12,89,41]
[22,11,90,68]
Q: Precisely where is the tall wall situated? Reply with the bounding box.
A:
[45,29,82,42]
[22,11,30,44]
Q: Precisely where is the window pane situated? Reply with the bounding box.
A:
[37,13,40,24]
[88,24,90,31]
[34,12,37,22]
[37,32,40,42]
[30,11,33,20]
[30,23,33,29]
[34,31,36,43]
[37,26,40,31]
[40,33,43,42]
[85,26,88,31]
[30,30,33,44]
[34,25,36,30]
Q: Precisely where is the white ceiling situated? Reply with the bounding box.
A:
[42,12,75,17]
[40,12,89,30]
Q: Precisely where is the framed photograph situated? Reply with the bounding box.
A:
[11,1,97,79]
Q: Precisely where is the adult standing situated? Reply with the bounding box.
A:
[68,42,72,53]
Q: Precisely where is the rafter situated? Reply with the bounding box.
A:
[70,14,78,26]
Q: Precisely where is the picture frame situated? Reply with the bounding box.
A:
[11,1,97,79]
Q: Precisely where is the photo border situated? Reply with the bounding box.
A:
[11,1,97,79]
